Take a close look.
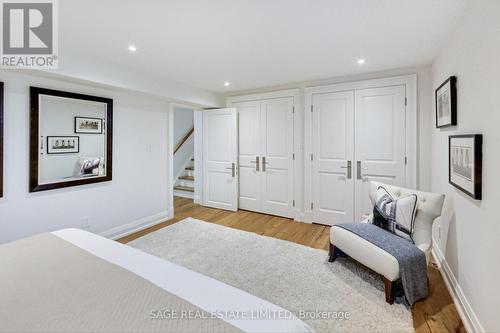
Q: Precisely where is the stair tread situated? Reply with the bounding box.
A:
[179,175,194,181]
[174,185,194,192]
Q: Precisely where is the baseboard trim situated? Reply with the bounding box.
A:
[431,238,484,333]
[100,211,170,240]
[193,194,201,204]
[294,209,306,222]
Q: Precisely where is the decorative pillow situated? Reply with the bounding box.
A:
[79,157,101,175]
[371,186,418,243]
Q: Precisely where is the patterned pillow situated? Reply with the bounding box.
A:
[371,186,418,243]
[80,157,101,175]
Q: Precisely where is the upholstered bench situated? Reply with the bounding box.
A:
[329,181,445,304]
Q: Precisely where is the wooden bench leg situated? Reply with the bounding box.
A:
[328,243,337,262]
[384,278,394,305]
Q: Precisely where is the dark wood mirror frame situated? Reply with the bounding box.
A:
[0,82,4,198]
[29,87,113,192]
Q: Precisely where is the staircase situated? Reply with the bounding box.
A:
[174,158,195,199]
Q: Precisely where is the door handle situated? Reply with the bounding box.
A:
[226,163,236,177]
[357,161,368,179]
[261,157,267,172]
[250,156,259,171]
[340,161,352,179]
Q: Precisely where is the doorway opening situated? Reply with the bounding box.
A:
[172,106,197,202]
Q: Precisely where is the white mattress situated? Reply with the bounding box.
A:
[52,229,314,333]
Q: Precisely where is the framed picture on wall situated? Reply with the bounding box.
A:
[449,134,482,200]
[47,136,80,154]
[436,76,457,128]
[75,117,103,134]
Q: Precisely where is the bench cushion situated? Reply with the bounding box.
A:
[330,225,400,281]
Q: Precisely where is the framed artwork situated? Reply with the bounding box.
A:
[449,135,482,200]
[75,116,103,134]
[0,82,3,198]
[47,136,80,154]
[436,76,457,128]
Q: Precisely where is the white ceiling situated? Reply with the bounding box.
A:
[61,0,468,93]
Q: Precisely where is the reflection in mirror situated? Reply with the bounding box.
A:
[30,87,113,192]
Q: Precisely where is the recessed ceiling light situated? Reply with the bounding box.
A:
[128,45,137,52]
[357,58,366,65]
[224,82,230,87]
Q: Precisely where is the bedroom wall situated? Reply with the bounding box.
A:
[47,50,223,108]
[0,71,170,243]
[430,1,500,331]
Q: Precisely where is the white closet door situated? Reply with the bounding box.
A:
[235,100,262,212]
[311,91,355,225]
[202,108,239,211]
[261,97,294,218]
[354,85,406,221]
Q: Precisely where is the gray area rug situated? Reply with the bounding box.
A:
[129,218,413,332]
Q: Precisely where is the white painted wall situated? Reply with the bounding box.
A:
[173,107,194,179]
[430,1,500,331]
[173,107,194,144]
[0,71,169,243]
[42,51,223,107]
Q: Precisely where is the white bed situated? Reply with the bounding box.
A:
[48,229,314,333]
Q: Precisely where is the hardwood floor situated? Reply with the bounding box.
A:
[118,197,464,333]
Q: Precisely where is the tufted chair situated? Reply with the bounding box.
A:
[329,181,445,304]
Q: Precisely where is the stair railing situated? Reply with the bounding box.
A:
[174,127,194,154]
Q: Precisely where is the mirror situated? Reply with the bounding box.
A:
[29,87,113,192]
[0,82,3,197]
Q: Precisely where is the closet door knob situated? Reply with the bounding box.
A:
[250,156,259,171]
[357,161,367,179]
[225,163,236,177]
[341,161,352,179]
[262,157,267,172]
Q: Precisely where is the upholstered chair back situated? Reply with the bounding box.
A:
[368,181,445,262]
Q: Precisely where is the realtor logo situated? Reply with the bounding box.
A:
[1,0,58,68]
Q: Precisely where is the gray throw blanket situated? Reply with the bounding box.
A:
[336,223,428,306]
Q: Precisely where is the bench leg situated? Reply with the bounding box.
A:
[384,278,394,305]
[328,243,337,262]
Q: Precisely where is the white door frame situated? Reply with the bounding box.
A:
[193,110,203,204]
[227,89,303,221]
[304,74,417,223]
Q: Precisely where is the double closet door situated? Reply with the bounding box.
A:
[311,85,407,225]
[234,97,295,218]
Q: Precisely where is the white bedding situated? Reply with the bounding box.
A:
[52,229,314,333]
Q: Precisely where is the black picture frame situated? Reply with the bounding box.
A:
[46,136,80,154]
[435,76,457,128]
[74,116,103,134]
[29,87,113,192]
[449,134,482,200]
[0,82,3,198]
